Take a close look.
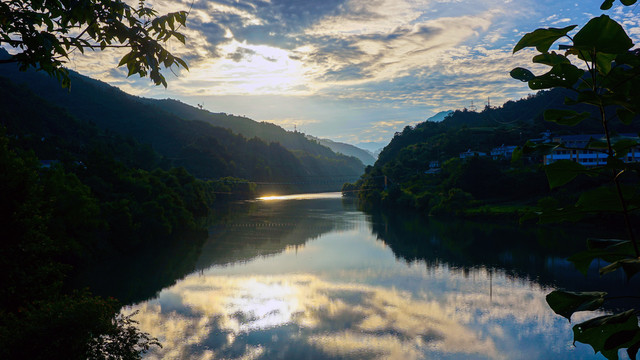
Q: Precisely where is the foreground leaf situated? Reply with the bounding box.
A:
[544,109,591,126]
[568,239,635,275]
[544,160,587,189]
[513,25,577,53]
[600,258,640,279]
[510,67,535,82]
[546,290,606,320]
[573,15,633,55]
[573,310,640,360]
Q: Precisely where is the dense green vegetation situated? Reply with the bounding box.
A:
[0,32,365,356]
[508,4,640,358]
[0,75,260,358]
[344,87,640,217]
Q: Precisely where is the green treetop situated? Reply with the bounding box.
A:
[0,0,189,88]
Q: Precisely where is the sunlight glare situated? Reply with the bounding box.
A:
[188,41,306,95]
[227,278,301,332]
[258,192,343,201]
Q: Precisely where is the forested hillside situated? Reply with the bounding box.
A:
[345,89,640,216]
[0,76,258,358]
[0,52,363,192]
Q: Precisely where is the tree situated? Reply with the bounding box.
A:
[0,0,189,88]
[511,1,640,358]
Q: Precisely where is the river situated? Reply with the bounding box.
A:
[120,192,631,360]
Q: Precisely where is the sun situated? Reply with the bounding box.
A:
[185,41,309,96]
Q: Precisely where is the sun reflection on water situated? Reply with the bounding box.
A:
[258,192,343,201]
[125,270,568,360]
[227,278,301,332]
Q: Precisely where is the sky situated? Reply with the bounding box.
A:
[61,0,640,147]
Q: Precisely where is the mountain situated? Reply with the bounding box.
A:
[0,52,364,192]
[355,141,386,157]
[144,98,362,161]
[425,110,453,122]
[375,88,640,169]
[346,88,640,211]
[305,135,376,166]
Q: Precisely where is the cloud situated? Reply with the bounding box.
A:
[261,117,321,129]
[124,264,588,360]
[126,273,501,359]
[227,47,258,62]
[45,0,639,144]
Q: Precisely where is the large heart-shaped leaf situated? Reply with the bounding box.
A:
[544,160,587,189]
[513,25,577,53]
[546,290,606,320]
[573,310,640,360]
[544,109,591,126]
[573,15,633,55]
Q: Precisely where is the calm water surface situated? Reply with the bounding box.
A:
[124,192,619,360]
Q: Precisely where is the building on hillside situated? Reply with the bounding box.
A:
[529,130,553,144]
[543,134,640,167]
[490,145,517,160]
[39,160,59,168]
[459,149,487,159]
[424,160,441,174]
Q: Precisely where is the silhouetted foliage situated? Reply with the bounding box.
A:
[0,0,188,87]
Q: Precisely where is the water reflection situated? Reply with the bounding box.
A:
[124,194,611,359]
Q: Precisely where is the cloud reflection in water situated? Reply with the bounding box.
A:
[126,266,582,360]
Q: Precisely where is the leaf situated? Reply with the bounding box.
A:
[546,290,606,320]
[587,139,608,149]
[627,341,640,360]
[604,330,640,357]
[510,67,535,82]
[600,258,640,279]
[521,141,559,155]
[600,0,615,10]
[528,63,585,90]
[544,160,587,189]
[533,52,571,66]
[174,57,189,70]
[511,146,523,161]
[513,25,577,53]
[576,186,624,213]
[616,108,635,125]
[118,52,133,67]
[616,51,640,67]
[587,238,631,250]
[573,15,634,55]
[172,32,185,44]
[612,138,640,157]
[568,48,618,75]
[544,109,591,126]
[568,239,635,275]
[573,310,640,360]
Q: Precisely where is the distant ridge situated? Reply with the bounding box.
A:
[305,135,376,166]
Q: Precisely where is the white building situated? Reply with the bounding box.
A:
[543,134,639,167]
[459,149,487,159]
[490,145,517,160]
